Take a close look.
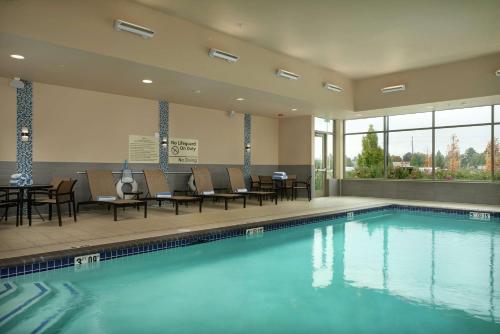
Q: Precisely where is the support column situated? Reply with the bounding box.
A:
[244,113,251,179]
[159,100,169,174]
[16,81,33,180]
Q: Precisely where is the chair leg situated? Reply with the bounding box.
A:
[68,202,72,217]
[48,204,52,220]
[175,202,179,215]
[4,206,8,221]
[259,195,263,206]
[144,202,147,218]
[56,203,62,227]
[224,199,228,210]
[199,199,203,213]
[72,198,77,222]
[243,196,246,208]
[114,206,118,221]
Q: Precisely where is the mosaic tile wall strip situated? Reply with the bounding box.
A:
[16,80,33,179]
[2,204,499,279]
[244,113,251,180]
[159,100,169,174]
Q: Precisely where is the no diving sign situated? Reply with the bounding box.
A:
[168,137,198,164]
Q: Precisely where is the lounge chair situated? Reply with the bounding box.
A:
[142,169,202,215]
[30,179,77,226]
[191,167,246,210]
[77,170,147,221]
[226,168,277,206]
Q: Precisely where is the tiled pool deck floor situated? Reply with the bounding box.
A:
[1,196,499,266]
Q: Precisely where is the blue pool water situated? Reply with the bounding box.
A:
[1,210,500,333]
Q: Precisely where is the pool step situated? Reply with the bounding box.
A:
[0,282,51,327]
[5,282,81,334]
[0,282,17,301]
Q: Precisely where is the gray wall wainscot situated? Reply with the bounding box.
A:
[341,179,500,205]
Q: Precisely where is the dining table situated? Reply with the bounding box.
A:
[0,184,52,226]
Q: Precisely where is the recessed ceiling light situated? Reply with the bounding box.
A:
[235,97,245,101]
[291,108,297,111]
[193,89,201,93]
[10,54,24,60]
[142,79,153,84]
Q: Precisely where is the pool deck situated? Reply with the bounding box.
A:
[1,196,499,267]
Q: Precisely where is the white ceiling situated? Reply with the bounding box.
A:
[134,0,500,78]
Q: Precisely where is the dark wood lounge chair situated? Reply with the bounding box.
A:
[227,168,277,206]
[142,169,202,215]
[30,179,77,226]
[191,167,246,210]
[77,170,147,221]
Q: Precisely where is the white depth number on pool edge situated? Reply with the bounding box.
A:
[74,253,100,265]
[469,212,490,221]
[347,212,354,220]
[246,227,264,237]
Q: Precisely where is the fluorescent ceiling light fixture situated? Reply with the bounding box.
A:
[142,79,153,84]
[381,84,406,93]
[235,97,245,101]
[114,20,154,38]
[10,54,24,60]
[323,82,343,92]
[208,48,239,63]
[496,69,500,77]
[276,69,300,80]
[291,108,297,111]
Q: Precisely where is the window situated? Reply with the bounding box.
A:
[315,118,335,180]
[435,126,491,180]
[345,133,384,178]
[389,112,432,130]
[388,130,432,179]
[314,117,333,133]
[345,117,383,133]
[435,106,491,127]
[344,104,499,181]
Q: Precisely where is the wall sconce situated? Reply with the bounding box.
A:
[161,137,168,148]
[20,127,29,142]
[245,143,251,152]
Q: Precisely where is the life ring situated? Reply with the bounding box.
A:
[188,174,196,192]
[116,179,138,199]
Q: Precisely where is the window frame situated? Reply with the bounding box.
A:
[343,105,499,181]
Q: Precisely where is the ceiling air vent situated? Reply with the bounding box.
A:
[381,84,406,94]
[276,69,300,80]
[324,82,343,92]
[114,20,154,38]
[208,48,239,63]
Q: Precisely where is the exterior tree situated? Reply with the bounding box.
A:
[435,150,445,169]
[461,147,485,168]
[485,138,500,172]
[356,124,384,177]
[410,153,426,167]
[447,134,460,172]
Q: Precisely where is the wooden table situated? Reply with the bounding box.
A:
[0,185,52,226]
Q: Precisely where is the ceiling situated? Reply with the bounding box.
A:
[0,33,313,118]
[133,0,500,78]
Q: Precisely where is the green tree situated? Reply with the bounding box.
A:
[355,125,384,177]
[410,153,426,167]
[435,150,445,169]
[460,147,485,168]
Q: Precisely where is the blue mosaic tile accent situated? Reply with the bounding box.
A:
[243,113,251,180]
[16,80,33,179]
[159,100,169,175]
[1,204,499,279]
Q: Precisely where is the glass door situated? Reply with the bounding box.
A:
[315,134,327,197]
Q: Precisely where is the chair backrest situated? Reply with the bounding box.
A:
[191,167,214,194]
[285,174,297,187]
[56,179,77,202]
[227,168,246,192]
[49,176,64,189]
[86,170,117,200]
[259,175,273,184]
[250,175,260,183]
[143,169,170,196]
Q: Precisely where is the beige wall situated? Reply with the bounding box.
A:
[0,77,17,161]
[33,82,158,163]
[354,53,500,111]
[278,116,313,166]
[169,104,244,165]
[251,115,278,165]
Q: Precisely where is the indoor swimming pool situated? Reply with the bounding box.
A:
[1,208,499,333]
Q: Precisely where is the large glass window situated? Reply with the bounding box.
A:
[345,117,383,133]
[388,130,432,179]
[435,126,491,180]
[344,104,499,181]
[435,106,491,127]
[345,133,384,178]
[314,118,334,180]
